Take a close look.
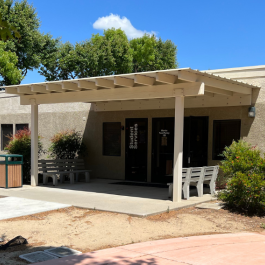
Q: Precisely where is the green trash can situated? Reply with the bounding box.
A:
[0,154,23,188]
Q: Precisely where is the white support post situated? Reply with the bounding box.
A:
[173,96,184,202]
[31,101,38,186]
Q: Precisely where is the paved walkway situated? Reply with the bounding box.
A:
[0,179,214,216]
[0,197,70,220]
[34,233,265,265]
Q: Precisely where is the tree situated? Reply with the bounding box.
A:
[130,34,178,73]
[39,28,178,81]
[40,28,133,80]
[0,41,22,86]
[0,0,59,85]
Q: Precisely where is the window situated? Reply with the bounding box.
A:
[1,124,13,150]
[212,120,241,160]
[16,124,29,132]
[103,122,121,156]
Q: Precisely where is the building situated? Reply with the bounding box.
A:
[0,65,264,202]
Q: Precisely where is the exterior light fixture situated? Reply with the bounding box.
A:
[248,106,256,118]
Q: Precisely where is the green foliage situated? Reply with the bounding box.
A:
[4,128,44,183]
[0,13,20,40]
[48,130,87,159]
[218,140,265,214]
[0,41,22,85]
[220,140,264,177]
[130,34,177,72]
[0,0,59,85]
[39,29,178,80]
[40,28,133,80]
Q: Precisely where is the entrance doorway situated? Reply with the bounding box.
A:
[125,118,148,182]
[183,116,209,168]
[152,116,208,183]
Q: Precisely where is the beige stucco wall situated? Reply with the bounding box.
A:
[0,66,265,182]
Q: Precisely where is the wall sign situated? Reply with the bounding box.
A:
[129,124,138,149]
[159,129,170,137]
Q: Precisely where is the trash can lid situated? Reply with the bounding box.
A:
[0,154,23,158]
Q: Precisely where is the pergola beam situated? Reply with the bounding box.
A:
[204,91,215,97]
[114,76,134,87]
[5,87,19,94]
[46,83,64,92]
[156,72,177,84]
[96,78,115,89]
[205,86,233,96]
[134,74,155,86]
[17,86,35,95]
[62,82,80,91]
[20,82,205,105]
[178,71,252,94]
[31,84,50,94]
[78,80,97,90]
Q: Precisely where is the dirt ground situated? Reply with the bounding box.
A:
[1,202,265,265]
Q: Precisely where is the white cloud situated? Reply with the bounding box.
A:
[93,14,156,39]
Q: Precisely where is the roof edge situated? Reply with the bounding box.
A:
[204,65,265,73]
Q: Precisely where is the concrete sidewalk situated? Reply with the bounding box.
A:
[0,197,70,220]
[34,233,265,265]
[0,179,214,216]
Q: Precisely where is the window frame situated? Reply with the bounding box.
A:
[102,122,121,157]
[212,119,241,160]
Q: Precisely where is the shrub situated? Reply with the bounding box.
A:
[218,140,265,214]
[220,140,264,177]
[5,128,44,183]
[48,130,87,159]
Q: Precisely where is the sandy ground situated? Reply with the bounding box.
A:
[0,203,265,265]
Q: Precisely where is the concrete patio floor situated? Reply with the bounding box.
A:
[34,233,265,265]
[0,179,215,216]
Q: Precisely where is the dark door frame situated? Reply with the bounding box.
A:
[125,118,148,182]
[151,116,209,183]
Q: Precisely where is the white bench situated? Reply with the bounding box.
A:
[203,166,219,195]
[39,159,91,186]
[167,168,191,199]
[189,167,205,197]
[168,166,219,199]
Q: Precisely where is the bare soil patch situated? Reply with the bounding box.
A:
[1,202,265,265]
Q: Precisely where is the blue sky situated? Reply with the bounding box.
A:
[22,0,265,84]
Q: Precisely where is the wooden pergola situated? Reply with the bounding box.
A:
[3,68,259,202]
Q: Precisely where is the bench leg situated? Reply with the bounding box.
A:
[168,184,173,198]
[52,175,58,186]
[69,173,74,184]
[43,175,48,185]
[183,183,190,200]
[60,174,64,184]
[210,179,216,195]
[85,172,90,183]
[196,181,203,197]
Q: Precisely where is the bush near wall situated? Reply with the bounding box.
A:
[48,130,87,159]
[5,128,44,183]
[218,140,265,214]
